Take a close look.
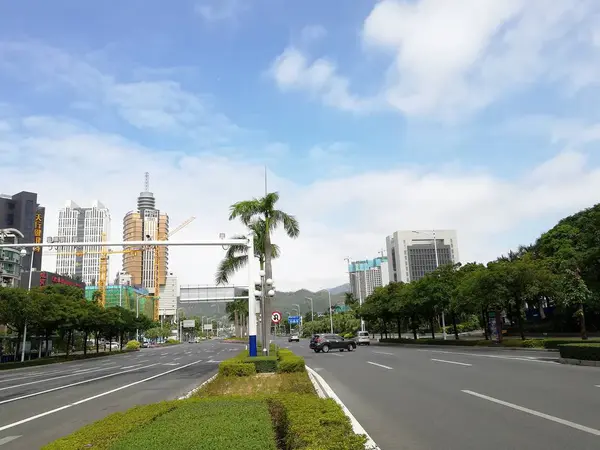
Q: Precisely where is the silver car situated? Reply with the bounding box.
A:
[356,331,370,346]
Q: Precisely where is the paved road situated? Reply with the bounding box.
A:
[0,341,241,449]
[279,338,600,450]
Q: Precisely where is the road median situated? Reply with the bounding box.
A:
[43,345,369,450]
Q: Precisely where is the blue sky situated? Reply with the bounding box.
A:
[0,0,599,290]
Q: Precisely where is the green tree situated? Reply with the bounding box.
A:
[228,191,300,349]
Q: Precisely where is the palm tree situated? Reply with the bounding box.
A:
[214,219,281,285]
[228,192,300,345]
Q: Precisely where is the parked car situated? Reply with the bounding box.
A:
[356,331,371,346]
[310,334,356,353]
[288,334,300,342]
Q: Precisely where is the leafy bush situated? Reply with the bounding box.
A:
[165,339,179,345]
[277,355,305,373]
[558,343,600,361]
[110,399,277,450]
[0,350,131,371]
[269,394,367,450]
[43,401,178,449]
[125,340,141,350]
[243,356,278,373]
[218,361,257,377]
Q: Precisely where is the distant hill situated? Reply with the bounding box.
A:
[328,283,350,295]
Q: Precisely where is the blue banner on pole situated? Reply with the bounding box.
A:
[288,316,300,325]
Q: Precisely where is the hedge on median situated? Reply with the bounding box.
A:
[0,349,136,371]
[558,343,600,361]
[217,344,305,376]
[43,398,278,450]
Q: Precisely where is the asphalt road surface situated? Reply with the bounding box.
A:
[0,340,240,449]
[280,338,600,450]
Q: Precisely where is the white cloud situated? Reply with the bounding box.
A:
[300,25,327,44]
[268,0,600,119]
[2,40,600,292]
[194,0,247,22]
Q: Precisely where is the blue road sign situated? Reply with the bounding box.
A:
[288,315,300,325]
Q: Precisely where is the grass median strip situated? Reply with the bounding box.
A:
[44,347,368,450]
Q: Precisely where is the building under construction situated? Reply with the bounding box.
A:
[84,285,156,318]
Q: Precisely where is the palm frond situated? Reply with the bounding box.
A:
[271,243,281,259]
[270,210,300,238]
[215,254,248,285]
[229,199,263,226]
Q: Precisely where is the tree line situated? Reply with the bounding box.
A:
[0,284,155,361]
[358,204,600,341]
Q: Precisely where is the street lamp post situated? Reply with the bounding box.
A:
[292,303,301,334]
[413,230,446,340]
[20,248,34,362]
[305,297,314,321]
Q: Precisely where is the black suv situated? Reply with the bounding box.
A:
[310,334,356,353]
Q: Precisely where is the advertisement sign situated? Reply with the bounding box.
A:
[182,319,195,328]
[203,324,213,331]
[33,210,44,252]
[35,271,85,290]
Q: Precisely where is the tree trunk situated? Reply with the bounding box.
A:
[538,299,546,320]
[45,331,51,358]
[411,315,418,340]
[15,331,21,359]
[95,333,100,353]
[495,308,504,343]
[396,317,401,339]
[451,311,459,340]
[83,331,88,356]
[429,317,435,339]
[579,303,588,340]
[481,308,489,340]
[515,300,525,340]
[263,216,274,355]
[234,310,239,337]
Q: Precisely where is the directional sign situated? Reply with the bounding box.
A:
[271,311,282,324]
[288,315,300,325]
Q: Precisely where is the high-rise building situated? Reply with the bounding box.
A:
[347,256,389,302]
[122,173,169,294]
[55,201,111,285]
[159,272,179,319]
[386,230,459,283]
[0,191,45,271]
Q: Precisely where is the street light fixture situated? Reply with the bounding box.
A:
[19,248,34,362]
[304,297,314,321]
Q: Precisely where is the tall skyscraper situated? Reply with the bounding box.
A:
[386,230,459,283]
[122,173,169,294]
[347,256,389,302]
[0,191,45,271]
[55,200,111,285]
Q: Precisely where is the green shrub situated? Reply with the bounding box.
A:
[558,343,600,361]
[42,401,178,449]
[125,340,141,350]
[165,338,179,345]
[270,394,367,450]
[218,361,256,377]
[277,355,305,373]
[110,399,277,450]
[243,356,278,373]
[543,338,600,349]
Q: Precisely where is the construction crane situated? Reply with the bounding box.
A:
[152,217,196,321]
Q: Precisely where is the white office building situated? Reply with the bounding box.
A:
[55,200,111,285]
[347,257,390,302]
[386,230,459,283]
[159,272,179,319]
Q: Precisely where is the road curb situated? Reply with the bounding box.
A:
[376,342,559,353]
[559,357,600,367]
[306,366,381,450]
[177,371,218,400]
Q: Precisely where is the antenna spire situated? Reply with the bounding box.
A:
[264,165,268,195]
[144,172,150,191]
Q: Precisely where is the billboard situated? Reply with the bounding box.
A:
[32,207,45,271]
[203,324,213,331]
[22,271,85,290]
[182,319,195,328]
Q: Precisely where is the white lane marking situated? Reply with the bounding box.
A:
[330,353,342,357]
[462,390,600,436]
[306,366,381,450]
[173,357,182,361]
[367,361,393,370]
[0,363,158,406]
[431,358,472,367]
[373,351,394,356]
[163,363,180,366]
[0,365,118,392]
[206,360,223,363]
[138,359,149,363]
[160,353,168,356]
[0,436,21,446]
[121,364,141,370]
[418,349,558,364]
[0,361,202,433]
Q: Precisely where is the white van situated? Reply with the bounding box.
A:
[356,331,370,346]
